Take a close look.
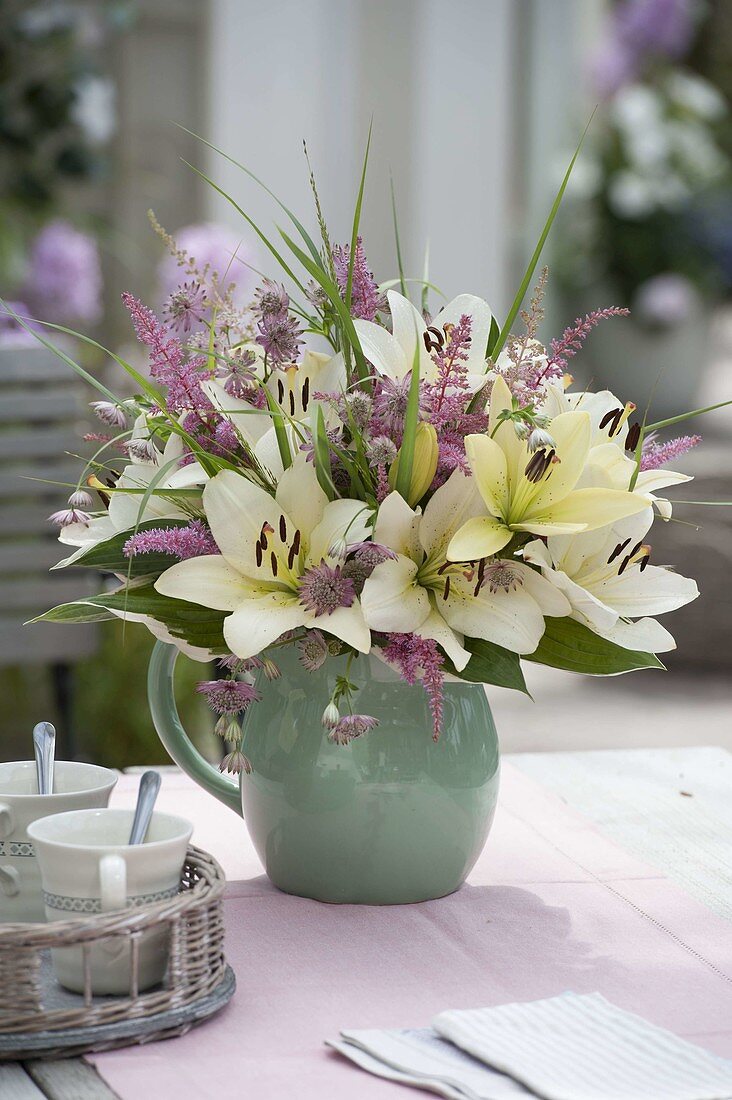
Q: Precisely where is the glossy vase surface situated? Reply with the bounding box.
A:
[148,642,500,904]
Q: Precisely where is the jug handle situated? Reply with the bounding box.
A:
[147,641,242,817]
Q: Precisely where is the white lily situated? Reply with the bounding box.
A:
[353,290,493,388]
[446,376,651,563]
[542,383,693,512]
[523,508,698,653]
[203,349,347,478]
[155,458,372,658]
[360,471,571,659]
[55,429,206,567]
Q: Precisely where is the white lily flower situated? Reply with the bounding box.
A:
[203,349,347,478]
[353,290,493,388]
[55,431,207,567]
[360,471,571,659]
[155,458,372,659]
[446,377,651,563]
[523,508,699,653]
[542,383,694,512]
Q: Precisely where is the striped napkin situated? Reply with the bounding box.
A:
[330,993,732,1100]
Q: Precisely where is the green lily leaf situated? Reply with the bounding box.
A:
[526,617,665,674]
[33,583,228,653]
[445,637,529,695]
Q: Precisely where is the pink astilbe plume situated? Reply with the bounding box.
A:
[332,237,383,321]
[547,307,630,373]
[121,292,213,414]
[123,520,219,560]
[382,633,445,741]
[641,433,701,471]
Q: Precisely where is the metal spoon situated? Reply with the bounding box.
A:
[127,770,161,846]
[32,722,56,795]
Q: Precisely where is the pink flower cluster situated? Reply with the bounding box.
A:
[382,633,445,741]
[123,520,219,561]
[332,237,384,321]
[641,433,701,471]
[121,292,213,414]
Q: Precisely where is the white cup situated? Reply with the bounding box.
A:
[28,808,192,995]
[0,761,117,923]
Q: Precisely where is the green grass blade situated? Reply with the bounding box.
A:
[182,160,308,295]
[394,331,421,500]
[492,110,596,359]
[265,390,292,470]
[390,175,408,298]
[313,405,336,499]
[1,299,120,404]
[279,229,369,385]
[177,124,324,270]
[646,398,732,432]
[346,122,372,314]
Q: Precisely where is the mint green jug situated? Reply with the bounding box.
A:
[148,641,500,904]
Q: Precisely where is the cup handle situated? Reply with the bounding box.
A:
[99,853,127,913]
[0,802,14,840]
[0,865,21,897]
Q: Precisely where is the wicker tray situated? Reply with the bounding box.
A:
[0,845,234,1059]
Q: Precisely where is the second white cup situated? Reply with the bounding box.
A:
[28,808,192,994]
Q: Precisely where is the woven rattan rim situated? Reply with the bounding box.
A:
[0,844,228,1037]
[0,845,224,944]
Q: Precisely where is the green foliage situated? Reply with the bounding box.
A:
[444,638,529,695]
[34,583,229,653]
[526,617,665,674]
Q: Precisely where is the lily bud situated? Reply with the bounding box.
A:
[389,422,439,507]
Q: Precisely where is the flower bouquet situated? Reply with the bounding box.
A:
[12,130,717,772]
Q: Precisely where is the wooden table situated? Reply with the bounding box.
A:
[3,746,730,1098]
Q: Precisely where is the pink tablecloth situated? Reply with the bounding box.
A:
[90,764,732,1099]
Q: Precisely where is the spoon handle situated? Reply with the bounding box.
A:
[32,722,56,795]
[128,770,162,846]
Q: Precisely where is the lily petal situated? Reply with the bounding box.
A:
[311,603,371,654]
[465,434,510,518]
[373,491,422,561]
[593,564,699,618]
[275,456,328,540]
[521,487,651,533]
[360,555,431,632]
[223,593,307,659]
[432,294,492,376]
[416,607,471,671]
[442,575,548,655]
[603,616,677,653]
[446,516,512,562]
[419,469,483,558]
[309,499,372,563]
[155,555,260,610]
[202,470,286,582]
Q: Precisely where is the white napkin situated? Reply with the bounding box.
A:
[328,1027,532,1099]
[434,992,732,1100]
[329,993,732,1100]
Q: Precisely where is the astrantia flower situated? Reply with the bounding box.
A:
[368,435,398,466]
[256,312,303,366]
[49,508,90,528]
[90,401,128,429]
[254,278,290,317]
[297,630,330,671]
[220,749,252,776]
[122,437,158,463]
[155,457,372,658]
[196,679,260,714]
[328,714,379,745]
[67,489,94,510]
[163,281,208,334]
[298,563,355,615]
